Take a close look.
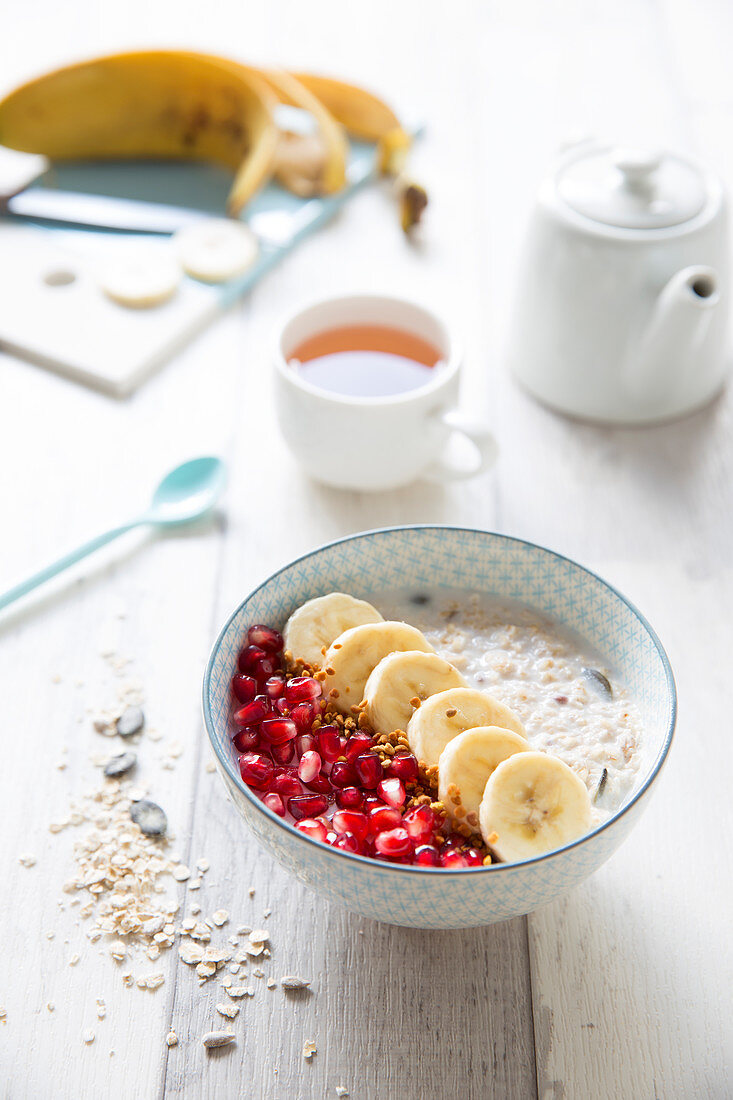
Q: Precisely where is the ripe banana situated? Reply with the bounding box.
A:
[438,726,530,828]
[406,687,526,767]
[479,751,593,863]
[283,593,383,669]
[363,651,467,734]
[99,252,181,308]
[257,69,348,195]
[323,621,433,714]
[288,72,412,176]
[0,51,279,217]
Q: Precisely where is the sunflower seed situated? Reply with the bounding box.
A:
[582,668,613,698]
[202,1030,235,1050]
[594,767,609,802]
[129,800,167,836]
[104,752,137,778]
[116,706,144,738]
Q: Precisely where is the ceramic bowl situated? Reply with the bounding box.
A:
[203,527,675,929]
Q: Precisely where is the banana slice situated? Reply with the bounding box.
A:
[100,254,181,308]
[283,593,383,669]
[407,687,525,767]
[323,621,433,714]
[479,751,593,863]
[438,726,530,828]
[175,219,259,283]
[363,651,467,734]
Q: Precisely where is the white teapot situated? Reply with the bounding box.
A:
[508,143,729,424]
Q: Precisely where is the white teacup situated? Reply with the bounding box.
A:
[273,294,497,491]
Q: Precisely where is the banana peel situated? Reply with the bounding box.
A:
[0,51,279,216]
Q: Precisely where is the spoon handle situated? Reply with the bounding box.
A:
[0,521,140,612]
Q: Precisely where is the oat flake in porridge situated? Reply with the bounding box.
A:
[375,587,643,816]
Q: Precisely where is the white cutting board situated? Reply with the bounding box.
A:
[0,148,377,396]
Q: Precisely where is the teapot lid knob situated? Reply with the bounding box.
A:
[613,149,662,188]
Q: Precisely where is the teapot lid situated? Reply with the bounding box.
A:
[556,146,707,229]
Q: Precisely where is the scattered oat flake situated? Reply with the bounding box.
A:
[336,1089,349,1097]
[245,942,264,957]
[172,864,190,882]
[109,942,127,962]
[216,1002,240,1019]
[166,1030,178,1047]
[303,1041,317,1060]
[202,1030,235,1050]
[248,929,269,944]
[227,986,254,998]
[47,1003,55,1012]
[69,954,80,966]
[188,878,202,890]
[18,853,37,867]
[196,858,210,873]
[212,909,229,927]
[0,1008,6,1023]
[281,976,311,990]
[266,979,277,990]
[205,759,216,773]
[83,1029,95,1044]
[248,887,255,897]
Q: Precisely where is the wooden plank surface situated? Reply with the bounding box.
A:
[1,1,732,1098]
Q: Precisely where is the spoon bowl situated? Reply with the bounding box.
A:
[147,456,227,525]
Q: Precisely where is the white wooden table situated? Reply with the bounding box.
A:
[1,2,731,1097]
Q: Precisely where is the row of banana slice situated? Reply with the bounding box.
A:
[284,592,593,864]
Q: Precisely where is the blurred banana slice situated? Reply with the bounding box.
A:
[175,219,259,283]
[363,650,466,734]
[407,687,525,767]
[323,621,433,714]
[283,592,383,669]
[438,725,530,827]
[99,253,181,308]
[479,751,593,863]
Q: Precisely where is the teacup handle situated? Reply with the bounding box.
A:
[424,408,498,482]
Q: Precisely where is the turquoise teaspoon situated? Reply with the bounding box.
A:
[0,456,226,612]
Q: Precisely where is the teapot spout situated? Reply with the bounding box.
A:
[627,266,720,403]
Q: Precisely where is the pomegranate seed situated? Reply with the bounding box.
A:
[317,726,342,762]
[374,827,412,857]
[389,751,419,783]
[363,794,383,812]
[403,805,435,842]
[329,760,357,788]
[291,701,317,732]
[464,848,484,866]
[285,676,322,704]
[264,675,287,699]
[232,674,257,705]
[344,732,374,762]
[335,787,363,810]
[275,697,291,715]
[232,727,260,753]
[295,818,328,842]
[238,645,268,674]
[377,777,406,808]
[247,624,283,652]
[440,849,469,868]
[255,655,280,682]
[303,771,332,795]
[354,753,382,789]
[260,717,297,745]
[270,771,302,799]
[288,794,329,820]
[333,832,362,854]
[369,805,403,833]
[414,844,441,866]
[271,740,295,766]
[263,792,285,816]
[234,696,271,727]
[332,810,369,840]
[298,750,322,783]
[445,831,467,849]
[295,732,317,756]
[238,752,274,790]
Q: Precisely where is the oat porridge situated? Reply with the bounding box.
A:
[227,589,643,868]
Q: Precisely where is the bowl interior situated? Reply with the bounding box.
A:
[205,526,674,832]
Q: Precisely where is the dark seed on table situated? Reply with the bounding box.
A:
[409,593,431,606]
[594,767,608,802]
[582,668,613,698]
[104,751,137,778]
[130,799,167,836]
[116,706,145,738]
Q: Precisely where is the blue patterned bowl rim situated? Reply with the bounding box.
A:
[202,525,676,876]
